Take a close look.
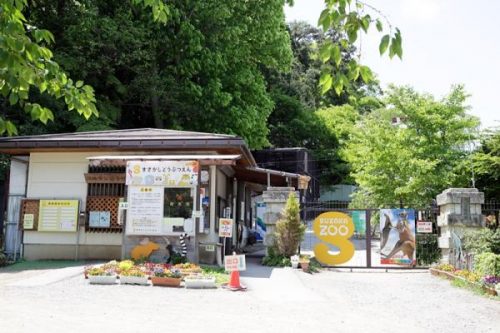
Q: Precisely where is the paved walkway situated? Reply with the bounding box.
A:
[0,258,498,333]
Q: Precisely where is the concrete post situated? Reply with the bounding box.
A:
[436,188,484,263]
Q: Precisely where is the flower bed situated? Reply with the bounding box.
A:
[430,265,498,296]
[151,267,182,287]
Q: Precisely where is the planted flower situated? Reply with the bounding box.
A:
[119,266,149,285]
[482,275,500,287]
[151,268,182,287]
[87,266,117,285]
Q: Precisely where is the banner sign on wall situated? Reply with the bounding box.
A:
[126,160,199,187]
[126,186,164,235]
[38,200,79,232]
[380,209,416,266]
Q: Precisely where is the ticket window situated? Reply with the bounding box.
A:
[163,188,194,234]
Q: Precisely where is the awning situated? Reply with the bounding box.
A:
[233,166,310,189]
[87,154,241,166]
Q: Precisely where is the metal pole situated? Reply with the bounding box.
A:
[366,210,372,268]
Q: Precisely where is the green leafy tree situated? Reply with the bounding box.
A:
[274,192,305,257]
[343,85,479,207]
[472,128,500,200]
[315,0,403,95]
[18,0,292,148]
[0,0,169,135]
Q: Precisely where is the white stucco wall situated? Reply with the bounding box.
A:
[25,151,123,248]
[23,151,225,252]
[9,157,29,195]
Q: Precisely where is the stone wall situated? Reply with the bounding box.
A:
[436,188,484,263]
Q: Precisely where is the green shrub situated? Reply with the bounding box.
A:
[416,234,441,265]
[262,246,291,267]
[463,228,499,255]
[473,252,500,276]
[274,192,305,257]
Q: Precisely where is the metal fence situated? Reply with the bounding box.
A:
[300,203,440,269]
[4,194,23,261]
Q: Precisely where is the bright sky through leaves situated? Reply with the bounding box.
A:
[285,0,499,129]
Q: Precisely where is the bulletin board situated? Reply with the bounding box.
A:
[37,199,79,232]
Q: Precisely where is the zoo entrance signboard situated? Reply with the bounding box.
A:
[126,160,199,187]
[313,212,355,265]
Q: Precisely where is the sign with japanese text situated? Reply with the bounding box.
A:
[23,214,34,229]
[218,218,233,237]
[38,200,79,232]
[224,254,246,271]
[126,160,199,187]
[126,186,164,235]
[416,221,433,233]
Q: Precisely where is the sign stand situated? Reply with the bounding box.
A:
[219,218,233,268]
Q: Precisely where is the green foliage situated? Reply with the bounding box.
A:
[342,85,480,207]
[0,0,98,134]
[472,128,500,200]
[262,246,292,267]
[416,234,441,265]
[474,252,500,276]
[266,21,377,185]
[21,0,292,148]
[170,252,187,265]
[0,252,7,267]
[463,229,500,255]
[316,0,403,95]
[274,192,305,257]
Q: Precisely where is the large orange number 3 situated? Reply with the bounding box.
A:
[313,212,355,265]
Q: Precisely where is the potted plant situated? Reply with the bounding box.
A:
[87,267,117,285]
[119,267,149,285]
[290,255,300,269]
[299,255,310,272]
[151,268,182,287]
[184,274,217,289]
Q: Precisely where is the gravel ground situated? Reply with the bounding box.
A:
[0,259,498,333]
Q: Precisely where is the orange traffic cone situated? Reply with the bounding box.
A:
[225,270,247,291]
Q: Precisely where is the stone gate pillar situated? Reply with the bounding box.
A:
[436,188,484,263]
[262,187,296,251]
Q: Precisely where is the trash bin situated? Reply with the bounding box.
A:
[199,242,223,266]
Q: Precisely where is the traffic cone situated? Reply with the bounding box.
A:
[225,270,246,291]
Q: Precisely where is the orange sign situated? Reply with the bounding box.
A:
[313,211,355,265]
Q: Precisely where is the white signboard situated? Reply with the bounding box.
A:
[224,254,246,272]
[126,186,164,235]
[218,218,233,237]
[126,160,199,187]
[417,221,433,233]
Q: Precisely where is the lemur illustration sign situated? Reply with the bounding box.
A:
[313,211,355,265]
[380,209,416,266]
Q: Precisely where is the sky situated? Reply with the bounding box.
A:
[285,0,499,129]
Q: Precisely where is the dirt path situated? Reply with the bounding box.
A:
[0,259,498,333]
